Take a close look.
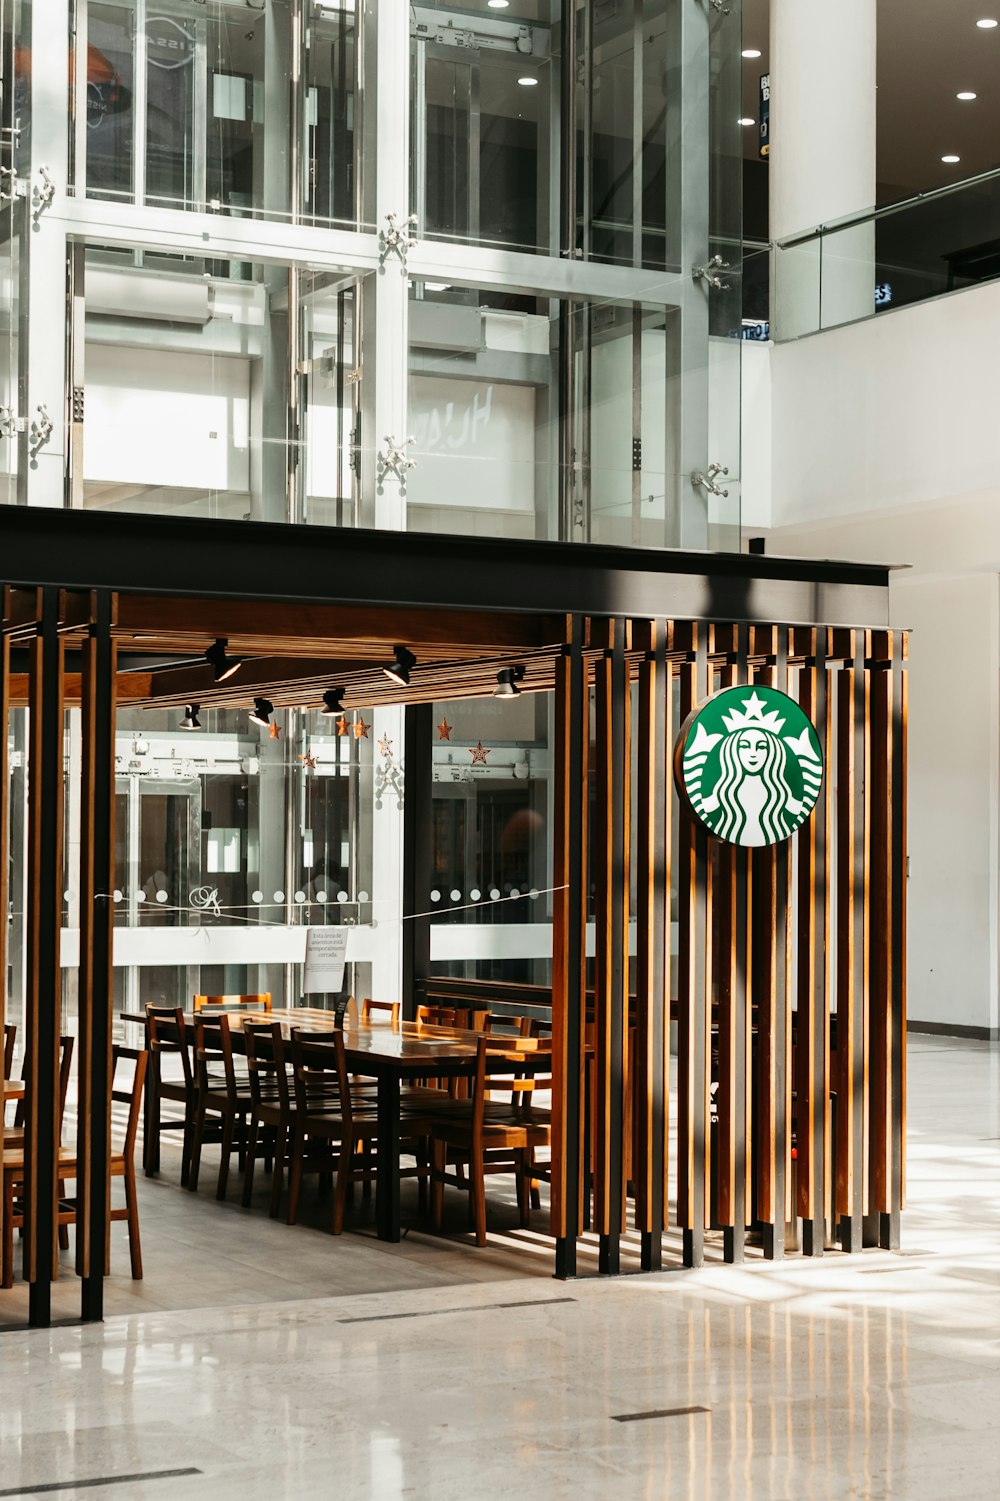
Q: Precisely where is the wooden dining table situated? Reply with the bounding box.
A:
[125,1007,484,1243]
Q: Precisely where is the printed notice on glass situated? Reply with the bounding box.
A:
[303,926,350,994]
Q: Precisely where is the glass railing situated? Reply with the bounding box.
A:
[773,166,1000,342]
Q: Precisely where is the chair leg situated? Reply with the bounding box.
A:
[188,1101,207,1192]
[286,1126,305,1226]
[242,1115,260,1209]
[332,1139,352,1235]
[517,1149,531,1228]
[124,1166,143,1280]
[470,1151,487,1247]
[217,1110,235,1201]
[431,1139,446,1232]
[180,1113,194,1188]
[2,1176,14,1289]
[58,1223,70,1252]
[269,1123,286,1219]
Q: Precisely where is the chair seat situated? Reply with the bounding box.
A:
[430,1106,550,1149]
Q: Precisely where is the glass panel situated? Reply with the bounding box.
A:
[72,0,364,227]
[0,222,16,508]
[429,694,553,987]
[413,3,556,256]
[408,282,701,547]
[77,245,362,524]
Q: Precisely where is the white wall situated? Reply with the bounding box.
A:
[753,282,1000,1037]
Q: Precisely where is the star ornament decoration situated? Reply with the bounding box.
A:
[378,733,394,759]
[354,715,370,740]
[437,718,453,741]
[470,740,490,766]
[268,721,282,741]
[299,752,317,772]
[335,714,350,738]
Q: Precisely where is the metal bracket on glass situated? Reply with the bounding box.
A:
[0,406,26,441]
[376,435,417,495]
[706,1,732,14]
[375,758,405,812]
[31,166,56,221]
[379,213,419,273]
[692,254,731,291]
[29,405,54,459]
[0,166,27,203]
[692,462,730,500]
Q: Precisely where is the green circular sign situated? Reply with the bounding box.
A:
[674,686,823,847]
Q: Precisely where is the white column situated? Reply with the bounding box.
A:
[770,0,877,338]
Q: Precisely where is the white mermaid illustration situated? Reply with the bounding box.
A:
[680,689,823,847]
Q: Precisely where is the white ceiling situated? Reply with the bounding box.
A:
[740,0,1000,201]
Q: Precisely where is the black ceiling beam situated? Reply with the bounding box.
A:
[0,508,894,629]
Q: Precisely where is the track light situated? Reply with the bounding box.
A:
[494,666,525,700]
[249,697,273,727]
[180,704,201,730]
[383,646,416,687]
[320,687,345,717]
[205,638,242,682]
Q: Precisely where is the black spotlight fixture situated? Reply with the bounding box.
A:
[494,665,525,700]
[180,703,201,730]
[382,646,416,688]
[205,637,242,683]
[249,697,273,727]
[320,687,345,717]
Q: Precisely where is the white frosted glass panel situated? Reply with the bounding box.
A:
[409,376,535,513]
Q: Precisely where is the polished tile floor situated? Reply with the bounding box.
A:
[0,1035,997,1500]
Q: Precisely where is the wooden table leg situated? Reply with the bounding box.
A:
[375,1072,401,1242]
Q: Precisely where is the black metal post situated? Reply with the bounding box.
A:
[402,704,433,1020]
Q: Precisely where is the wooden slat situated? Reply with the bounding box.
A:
[0,631,7,1221]
[795,631,832,1252]
[676,628,711,1267]
[551,618,588,1275]
[836,635,869,1250]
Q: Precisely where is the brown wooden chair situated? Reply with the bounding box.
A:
[3,1046,147,1287]
[144,1006,196,1184]
[360,999,400,1027]
[287,1030,380,1233]
[11,1034,75,1137]
[188,1015,257,1200]
[242,1020,296,1218]
[193,993,272,1013]
[429,1034,552,1247]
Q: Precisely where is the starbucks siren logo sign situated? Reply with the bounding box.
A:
[674,686,823,847]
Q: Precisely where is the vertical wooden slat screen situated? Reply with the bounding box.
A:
[77,591,118,1319]
[592,618,630,1274]
[634,620,669,1270]
[551,616,588,1278]
[795,629,832,1254]
[23,588,65,1325]
[676,625,711,1267]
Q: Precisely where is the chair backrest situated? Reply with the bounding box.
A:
[416,1004,487,1031]
[193,1014,238,1098]
[244,1020,292,1116]
[111,1045,148,1163]
[3,1022,15,1079]
[15,1034,74,1132]
[472,1035,554,1126]
[289,1029,352,1124]
[360,999,400,1027]
[193,993,272,1013]
[146,1006,194,1093]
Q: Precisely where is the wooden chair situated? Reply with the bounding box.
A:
[360,999,400,1027]
[188,1015,257,1200]
[193,993,272,1013]
[429,1034,552,1247]
[287,1030,380,1233]
[242,1020,295,1218]
[144,1006,196,1183]
[11,1034,75,1137]
[3,1046,147,1287]
[3,1023,14,1080]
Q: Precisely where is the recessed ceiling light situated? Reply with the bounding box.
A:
[742,48,762,58]
[957,91,978,100]
[976,17,998,27]
[738,117,755,127]
[517,75,538,86]
[941,154,961,164]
